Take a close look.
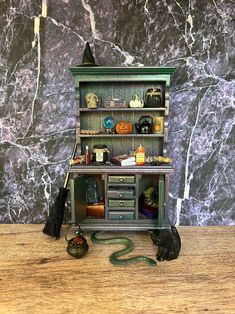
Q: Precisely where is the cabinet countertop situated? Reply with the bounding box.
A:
[0,225,234,314]
[69,164,174,174]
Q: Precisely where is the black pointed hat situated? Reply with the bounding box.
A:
[78,42,98,66]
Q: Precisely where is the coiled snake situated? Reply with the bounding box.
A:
[91,231,157,266]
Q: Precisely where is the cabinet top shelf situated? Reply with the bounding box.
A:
[78,107,166,112]
[69,66,176,76]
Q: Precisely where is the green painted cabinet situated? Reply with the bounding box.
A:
[69,67,175,231]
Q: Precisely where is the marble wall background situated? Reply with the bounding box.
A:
[0,0,234,225]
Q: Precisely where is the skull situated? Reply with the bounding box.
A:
[85,93,99,108]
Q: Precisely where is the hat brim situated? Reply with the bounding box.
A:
[77,62,99,67]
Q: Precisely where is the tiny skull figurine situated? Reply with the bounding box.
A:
[129,94,144,108]
[85,92,99,109]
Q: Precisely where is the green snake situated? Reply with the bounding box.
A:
[91,231,157,266]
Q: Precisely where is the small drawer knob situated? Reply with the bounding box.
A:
[119,201,124,207]
[119,177,124,182]
[119,215,124,219]
[119,193,123,198]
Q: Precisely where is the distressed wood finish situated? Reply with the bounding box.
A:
[70,66,175,76]
[69,165,174,175]
[163,82,170,156]
[69,66,175,230]
[71,67,175,157]
[0,225,234,314]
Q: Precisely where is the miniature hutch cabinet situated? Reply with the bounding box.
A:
[68,67,175,231]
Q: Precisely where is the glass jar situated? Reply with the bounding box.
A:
[93,144,109,163]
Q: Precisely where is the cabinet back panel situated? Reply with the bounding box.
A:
[80,111,165,134]
[79,81,166,109]
[80,138,163,156]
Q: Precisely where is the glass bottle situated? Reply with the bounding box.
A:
[85,145,90,165]
[135,144,145,165]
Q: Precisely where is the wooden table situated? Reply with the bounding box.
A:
[0,225,234,314]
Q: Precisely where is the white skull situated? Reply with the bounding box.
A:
[85,93,98,108]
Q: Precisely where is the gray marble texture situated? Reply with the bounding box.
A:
[0,0,234,225]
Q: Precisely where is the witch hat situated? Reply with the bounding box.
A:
[78,42,98,66]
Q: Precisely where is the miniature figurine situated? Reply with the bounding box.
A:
[144,88,162,108]
[153,116,164,134]
[65,224,89,259]
[151,226,181,261]
[70,155,85,165]
[129,94,144,108]
[91,231,157,266]
[85,92,99,109]
[139,186,158,219]
[115,121,132,134]
[153,156,173,164]
[78,42,98,67]
[103,116,115,133]
[86,177,99,204]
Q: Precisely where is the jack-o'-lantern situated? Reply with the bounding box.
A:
[115,121,132,134]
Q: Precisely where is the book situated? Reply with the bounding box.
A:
[110,154,136,166]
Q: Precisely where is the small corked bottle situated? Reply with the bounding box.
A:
[135,144,145,165]
[85,145,90,165]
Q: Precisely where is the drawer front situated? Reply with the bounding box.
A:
[108,199,135,208]
[108,175,135,184]
[107,189,134,199]
[109,211,135,220]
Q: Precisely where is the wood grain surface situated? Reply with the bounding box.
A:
[0,225,234,314]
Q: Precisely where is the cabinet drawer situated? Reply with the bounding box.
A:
[108,175,135,184]
[107,188,134,199]
[109,211,135,220]
[108,199,135,208]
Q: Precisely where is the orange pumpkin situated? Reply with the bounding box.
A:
[115,121,132,134]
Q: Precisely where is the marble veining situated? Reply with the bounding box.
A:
[0,0,234,225]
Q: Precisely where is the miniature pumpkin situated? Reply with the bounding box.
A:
[115,121,132,134]
[129,94,144,108]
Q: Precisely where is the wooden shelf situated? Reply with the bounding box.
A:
[69,66,175,231]
[69,66,176,75]
[69,165,174,175]
[79,133,164,138]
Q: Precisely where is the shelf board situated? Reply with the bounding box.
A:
[78,107,166,112]
[79,133,164,138]
[69,66,176,76]
[69,165,174,175]
[73,219,170,231]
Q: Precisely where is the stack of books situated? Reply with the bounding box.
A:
[110,154,136,166]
